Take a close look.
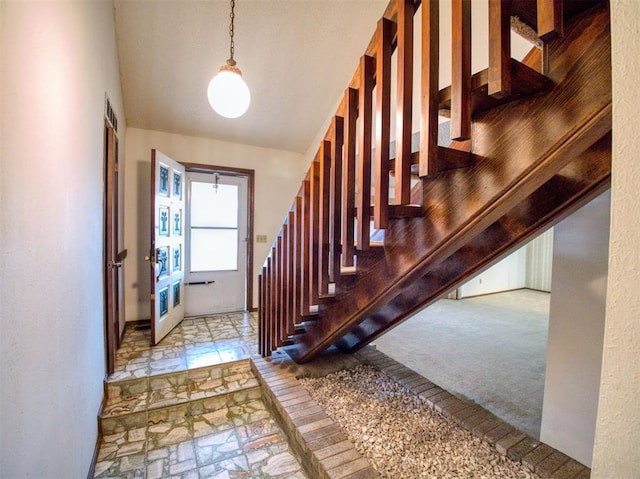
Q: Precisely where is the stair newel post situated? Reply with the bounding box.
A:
[451,0,472,141]
[293,195,303,324]
[330,116,345,283]
[489,0,513,98]
[537,0,563,42]
[319,140,332,296]
[374,18,393,230]
[357,55,375,250]
[420,0,440,178]
[287,210,296,336]
[395,0,415,205]
[300,178,311,316]
[342,88,358,267]
[309,159,321,304]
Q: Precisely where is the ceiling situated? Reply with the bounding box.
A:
[114,0,389,154]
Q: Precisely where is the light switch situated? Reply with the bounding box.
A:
[256,234,267,243]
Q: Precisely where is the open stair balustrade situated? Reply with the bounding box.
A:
[259,0,611,363]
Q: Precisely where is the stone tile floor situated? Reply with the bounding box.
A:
[95,312,308,479]
[109,312,260,382]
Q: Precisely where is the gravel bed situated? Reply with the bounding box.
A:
[299,365,541,479]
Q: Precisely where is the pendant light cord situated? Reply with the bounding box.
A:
[229,0,236,64]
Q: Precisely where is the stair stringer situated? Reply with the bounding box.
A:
[336,132,611,352]
[284,4,611,364]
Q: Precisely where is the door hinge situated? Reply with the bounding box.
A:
[150,294,155,300]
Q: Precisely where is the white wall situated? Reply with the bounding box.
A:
[592,0,640,475]
[458,247,527,298]
[540,191,610,467]
[123,128,307,321]
[0,1,125,478]
[457,228,553,298]
[526,228,554,292]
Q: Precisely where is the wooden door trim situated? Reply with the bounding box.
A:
[181,162,255,311]
[104,120,118,375]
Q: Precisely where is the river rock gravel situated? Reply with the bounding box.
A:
[299,365,541,479]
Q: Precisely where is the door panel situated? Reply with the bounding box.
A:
[105,123,120,373]
[151,150,185,345]
[185,172,248,316]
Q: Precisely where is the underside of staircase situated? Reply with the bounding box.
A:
[259,0,612,364]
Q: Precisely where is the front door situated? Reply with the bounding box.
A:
[150,150,186,345]
[184,171,248,316]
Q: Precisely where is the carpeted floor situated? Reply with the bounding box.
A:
[374,288,550,438]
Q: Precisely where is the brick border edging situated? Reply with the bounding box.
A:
[354,346,591,479]
[251,356,379,479]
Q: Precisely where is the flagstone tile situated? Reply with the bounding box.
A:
[150,357,188,375]
[194,429,242,466]
[101,411,148,435]
[252,451,304,478]
[147,440,197,479]
[196,454,250,478]
[94,452,146,478]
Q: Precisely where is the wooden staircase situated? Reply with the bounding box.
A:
[259,0,611,363]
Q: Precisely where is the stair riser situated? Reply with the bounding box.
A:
[105,359,251,399]
[101,386,262,435]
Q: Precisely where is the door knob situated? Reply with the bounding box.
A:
[107,261,122,269]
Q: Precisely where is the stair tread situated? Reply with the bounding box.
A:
[438,59,550,117]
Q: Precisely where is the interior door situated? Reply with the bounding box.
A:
[184,171,248,316]
[150,150,186,345]
[104,122,121,373]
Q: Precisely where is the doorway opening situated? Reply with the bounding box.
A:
[103,96,125,375]
[184,167,253,317]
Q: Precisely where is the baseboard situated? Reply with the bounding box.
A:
[86,426,101,479]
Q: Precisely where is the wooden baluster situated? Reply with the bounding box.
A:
[281,221,288,337]
[537,0,563,42]
[309,160,321,304]
[342,88,358,266]
[420,0,440,177]
[451,0,471,141]
[300,178,311,315]
[273,238,282,348]
[374,18,392,230]
[258,271,263,356]
[357,55,375,250]
[294,195,303,322]
[396,0,415,204]
[266,254,273,354]
[489,0,512,98]
[330,116,344,281]
[287,210,295,335]
[319,141,331,296]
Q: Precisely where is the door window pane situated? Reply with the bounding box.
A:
[190,229,238,271]
[190,182,238,228]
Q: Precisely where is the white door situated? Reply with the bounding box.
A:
[150,150,185,344]
[184,171,248,316]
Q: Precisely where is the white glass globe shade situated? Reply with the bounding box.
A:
[207,70,251,118]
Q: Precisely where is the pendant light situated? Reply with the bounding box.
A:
[207,0,250,118]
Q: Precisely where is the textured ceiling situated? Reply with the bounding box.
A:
[114,0,389,153]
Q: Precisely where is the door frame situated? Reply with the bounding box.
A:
[104,118,125,375]
[181,162,256,311]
